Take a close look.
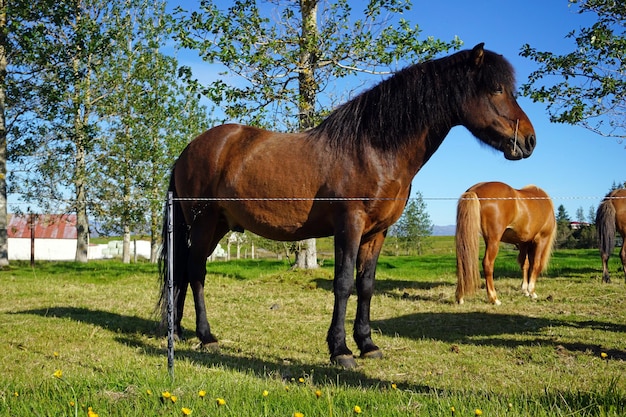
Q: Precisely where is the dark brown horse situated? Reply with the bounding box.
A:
[455,182,555,305]
[159,44,536,368]
[596,188,626,283]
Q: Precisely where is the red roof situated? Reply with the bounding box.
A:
[7,214,77,239]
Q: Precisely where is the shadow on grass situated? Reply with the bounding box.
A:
[14,307,435,392]
[16,304,626,391]
[15,307,159,337]
[372,311,626,360]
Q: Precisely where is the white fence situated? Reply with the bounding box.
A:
[8,238,152,261]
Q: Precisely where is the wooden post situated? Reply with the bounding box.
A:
[29,213,35,267]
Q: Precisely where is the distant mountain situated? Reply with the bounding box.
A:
[432,224,455,236]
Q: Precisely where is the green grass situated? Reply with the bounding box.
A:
[1,242,625,416]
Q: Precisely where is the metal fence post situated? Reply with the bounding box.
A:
[167,191,175,379]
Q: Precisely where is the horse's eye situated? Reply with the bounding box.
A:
[494,85,504,95]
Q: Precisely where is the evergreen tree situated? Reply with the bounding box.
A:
[555,204,574,249]
[391,192,432,255]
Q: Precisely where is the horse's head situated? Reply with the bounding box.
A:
[461,43,536,160]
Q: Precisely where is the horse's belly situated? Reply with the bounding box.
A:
[223,202,334,241]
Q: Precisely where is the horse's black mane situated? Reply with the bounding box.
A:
[307,47,516,153]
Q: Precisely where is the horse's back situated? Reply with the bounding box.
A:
[608,189,626,232]
[467,181,554,242]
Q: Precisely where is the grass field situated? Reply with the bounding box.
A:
[1,239,625,416]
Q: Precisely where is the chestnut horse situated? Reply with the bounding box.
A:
[596,188,626,283]
[159,44,536,368]
[455,182,555,305]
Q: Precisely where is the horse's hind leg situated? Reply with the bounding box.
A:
[517,244,530,296]
[619,240,626,283]
[354,232,385,360]
[482,240,501,305]
[188,213,229,348]
[601,253,611,283]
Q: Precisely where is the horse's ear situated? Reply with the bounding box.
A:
[471,43,485,67]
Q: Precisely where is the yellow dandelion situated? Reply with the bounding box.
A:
[294,413,304,417]
[353,405,362,414]
[182,407,193,415]
[475,409,483,416]
[162,391,172,399]
[170,395,178,403]
[216,398,226,406]
[391,383,397,390]
[146,389,152,396]
[285,385,290,392]
[87,407,99,417]
[315,389,322,398]
[508,402,513,409]
[199,390,207,398]
[69,401,75,407]
[13,391,18,397]
[298,377,305,383]
[53,351,59,358]
[53,369,63,379]
[601,352,608,359]
[262,390,269,397]
[451,406,456,415]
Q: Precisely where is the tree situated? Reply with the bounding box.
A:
[0,0,7,267]
[390,192,432,255]
[520,0,626,143]
[8,0,119,262]
[7,1,208,263]
[173,0,461,268]
[3,0,78,266]
[555,204,575,249]
[93,0,211,263]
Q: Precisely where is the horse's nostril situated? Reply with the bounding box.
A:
[528,134,536,150]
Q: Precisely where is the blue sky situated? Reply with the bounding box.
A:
[399,1,624,225]
[170,0,624,226]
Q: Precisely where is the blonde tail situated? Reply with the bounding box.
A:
[455,191,482,303]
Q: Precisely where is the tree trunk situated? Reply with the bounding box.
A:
[0,0,8,267]
[294,237,318,269]
[74,144,89,263]
[293,0,319,269]
[122,224,131,263]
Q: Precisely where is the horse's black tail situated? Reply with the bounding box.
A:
[158,167,189,329]
[596,197,616,272]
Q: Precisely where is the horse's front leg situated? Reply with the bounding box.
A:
[354,232,385,359]
[327,220,363,368]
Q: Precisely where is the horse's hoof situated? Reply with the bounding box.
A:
[361,349,383,360]
[456,298,464,305]
[493,299,502,306]
[331,354,357,369]
[195,341,220,352]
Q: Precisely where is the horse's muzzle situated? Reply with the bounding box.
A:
[505,133,535,160]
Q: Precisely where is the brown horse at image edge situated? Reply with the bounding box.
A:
[596,188,626,283]
[159,44,536,368]
[455,182,556,305]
